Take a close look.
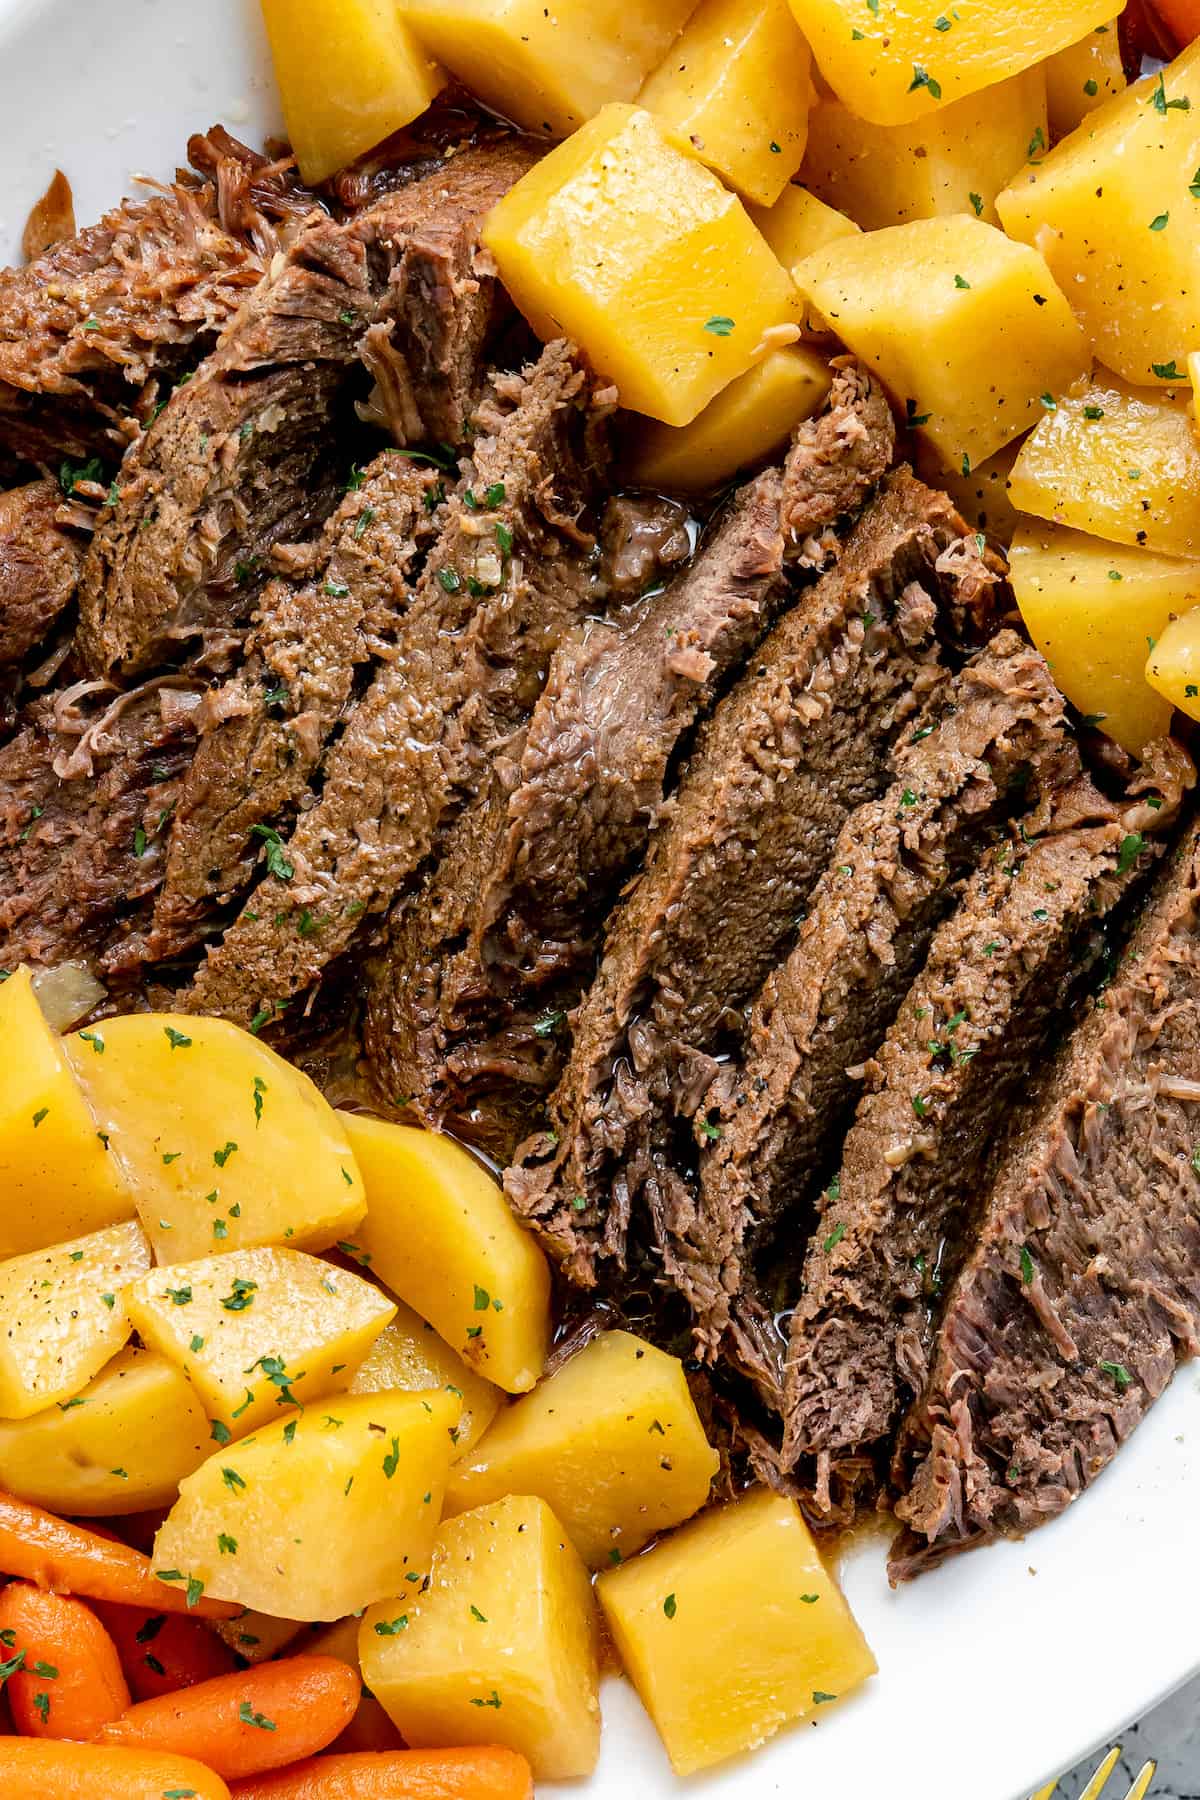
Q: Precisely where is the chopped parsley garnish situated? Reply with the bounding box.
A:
[1149,213,1170,231]
[823,1221,846,1253]
[908,65,942,100]
[166,1286,192,1307]
[1117,832,1144,874]
[374,1616,409,1636]
[222,1467,246,1492]
[218,1534,237,1556]
[238,1701,277,1731]
[968,192,983,217]
[163,1026,192,1050]
[532,1009,565,1037]
[78,1030,105,1054]
[249,824,294,881]
[1020,1246,1035,1286]
[703,315,735,336]
[1099,1360,1132,1392]
[1152,360,1184,380]
[663,1593,677,1619]
[214,1141,239,1169]
[219,1276,257,1312]
[470,1690,502,1710]
[382,1436,401,1480]
[474,1285,491,1311]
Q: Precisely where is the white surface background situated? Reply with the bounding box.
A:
[1,2,1198,1792]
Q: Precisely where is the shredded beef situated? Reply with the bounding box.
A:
[185,340,613,1030]
[363,467,788,1148]
[781,749,1192,1479]
[891,807,1200,1579]
[0,480,84,668]
[78,137,540,679]
[690,631,1078,1404]
[781,357,895,549]
[505,470,987,1290]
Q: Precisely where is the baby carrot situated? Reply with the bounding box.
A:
[97,1655,361,1780]
[95,1603,240,1702]
[0,1492,239,1621]
[228,1748,535,1799]
[0,1582,129,1740]
[0,1738,231,1797]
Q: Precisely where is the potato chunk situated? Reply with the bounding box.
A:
[628,345,830,492]
[68,1015,365,1264]
[400,0,696,138]
[0,967,135,1257]
[913,440,1022,547]
[801,70,1046,229]
[1008,372,1200,559]
[1044,19,1124,138]
[153,1389,461,1621]
[0,1220,151,1419]
[127,1248,395,1437]
[481,104,799,427]
[348,1301,501,1458]
[0,1347,210,1516]
[788,0,1114,126]
[362,1494,601,1779]
[748,183,859,269]
[261,0,444,184]
[344,1115,550,1395]
[444,1330,719,1568]
[597,1486,876,1774]
[794,215,1089,467]
[1009,521,1200,753]
[1147,607,1200,723]
[998,46,1200,386]
[637,0,813,206]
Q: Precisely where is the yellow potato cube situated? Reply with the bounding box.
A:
[788,0,1114,126]
[444,1329,719,1568]
[261,0,444,185]
[801,69,1046,230]
[0,1347,210,1516]
[481,104,800,427]
[1008,371,1200,559]
[998,46,1200,386]
[1044,19,1125,138]
[153,1388,461,1621]
[627,345,831,491]
[68,1014,365,1264]
[794,214,1089,467]
[597,1486,876,1775]
[913,439,1022,546]
[343,1114,550,1394]
[400,0,696,138]
[748,182,859,268]
[637,0,814,206]
[348,1300,501,1458]
[1147,606,1200,723]
[127,1247,395,1437]
[213,1611,307,1664]
[1009,521,1199,754]
[362,1494,601,1780]
[0,967,135,1258]
[0,1220,151,1419]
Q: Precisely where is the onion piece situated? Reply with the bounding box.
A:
[31,962,107,1032]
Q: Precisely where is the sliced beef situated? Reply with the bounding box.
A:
[78,137,540,679]
[186,340,614,1030]
[505,469,994,1288]
[0,181,273,466]
[891,808,1200,1581]
[0,682,201,975]
[135,452,442,965]
[0,481,84,667]
[781,753,1191,1477]
[689,632,1078,1402]
[781,357,895,550]
[364,469,789,1145]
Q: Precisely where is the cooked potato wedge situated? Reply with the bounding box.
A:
[362,1494,601,1779]
[794,215,1089,468]
[628,345,831,491]
[348,1300,501,1458]
[1147,607,1200,723]
[1044,18,1124,137]
[0,967,136,1258]
[344,1114,550,1394]
[153,1388,461,1621]
[444,1329,719,1568]
[1009,521,1200,753]
[67,1014,366,1264]
[998,45,1200,386]
[481,104,800,427]
[0,1347,210,1516]
[597,1486,876,1774]
[0,1220,151,1419]
[638,0,814,206]
[127,1247,395,1437]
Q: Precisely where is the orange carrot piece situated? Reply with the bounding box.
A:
[0,1492,239,1621]
[0,1582,129,1740]
[97,1655,361,1780]
[1150,0,1200,49]
[228,1748,535,1800]
[95,1603,239,1703]
[0,1737,231,1797]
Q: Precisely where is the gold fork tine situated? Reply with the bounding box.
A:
[1079,1748,1124,1800]
[1032,1782,1060,1799]
[1030,1745,1157,1800]
[1124,1761,1156,1800]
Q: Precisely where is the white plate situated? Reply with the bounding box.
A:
[2,3,1198,1792]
